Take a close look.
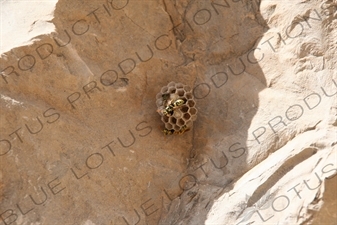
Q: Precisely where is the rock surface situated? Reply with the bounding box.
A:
[0,0,336,224]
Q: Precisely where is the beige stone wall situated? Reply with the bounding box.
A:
[0,0,336,224]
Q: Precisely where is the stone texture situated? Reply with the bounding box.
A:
[0,0,57,55]
[0,0,336,225]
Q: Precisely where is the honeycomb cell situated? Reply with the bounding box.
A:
[165,123,173,130]
[177,89,185,96]
[191,115,197,121]
[189,107,197,115]
[173,110,183,118]
[168,82,175,87]
[156,99,163,107]
[185,93,193,99]
[181,105,189,113]
[177,119,185,126]
[183,113,191,120]
[156,93,162,100]
[187,100,195,107]
[174,125,180,131]
[168,87,176,93]
[170,117,177,124]
[162,115,169,123]
[161,86,168,93]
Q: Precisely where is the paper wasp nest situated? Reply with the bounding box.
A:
[156,82,197,134]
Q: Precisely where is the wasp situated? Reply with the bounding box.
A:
[157,105,173,116]
[175,125,190,134]
[171,99,185,108]
[163,128,174,135]
[163,125,190,135]
[159,98,186,116]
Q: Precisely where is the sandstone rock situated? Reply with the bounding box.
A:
[0,0,336,224]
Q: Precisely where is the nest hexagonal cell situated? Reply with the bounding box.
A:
[177,118,185,126]
[185,92,193,99]
[165,123,173,130]
[177,89,185,97]
[156,93,162,99]
[189,107,197,115]
[156,99,163,107]
[168,87,176,93]
[187,100,195,107]
[162,115,169,123]
[156,82,197,133]
[168,82,175,87]
[180,105,189,113]
[161,86,168,93]
[169,117,177,124]
[174,125,181,130]
[173,110,183,118]
[183,113,191,120]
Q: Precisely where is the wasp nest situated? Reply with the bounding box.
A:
[156,82,197,135]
